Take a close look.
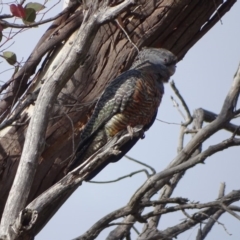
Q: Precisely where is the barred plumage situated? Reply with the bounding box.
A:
[66,48,177,179]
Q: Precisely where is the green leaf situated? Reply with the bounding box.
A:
[25,2,45,12]
[2,51,17,65]
[22,8,36,24]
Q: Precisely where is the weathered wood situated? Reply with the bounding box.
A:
[0,1,136,239]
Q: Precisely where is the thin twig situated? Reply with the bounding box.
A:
[140,197,189,207]
[196,182,226,240]
[115,18,139,52]
[156,118,181,125]
[125,155,156,174]
[142,201,227,219]
[212,0,223,24]
[218,182,226,198]
[10,117,30,126]
[132,225,140,235]
[170,80,192,125]
[88,169,150,184]
[197,211,232,236]
[107,222,134,227]
[180,207,193,220]
[184,129,198,134]
[0,3,72,29]
[0,89,39,130]
[170,96,186,120]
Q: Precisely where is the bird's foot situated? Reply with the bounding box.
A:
[127,125,134,139]
[128,125,146,139]
[135,125,145,139]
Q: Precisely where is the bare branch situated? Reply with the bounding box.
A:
[147,190,240,240]
[170,96,186,120]
[219,62,240,118]
[229,205,240,212]
[125,155,156,175]
[218,182,226,198]
[141,196,238,220]
[89,169,150,184]
[115,18,139,52]
[184,129,198,133]
[0,89,39,130]
[170,80,192,125]
[145,90,204,231]
[156,118,181,125]
[177,126,185,152]
[107,222,135,227]
[0,5,72,29]
[135,189,240,240]
[132,225,140,235]
[197,108,240,136]
[196,210,225,240]
[78,134,240,240]
[195,183,225,240]
[107,215,136,240]
[129,137,240,209]
[140,198,189,207]
[221,203,240,221]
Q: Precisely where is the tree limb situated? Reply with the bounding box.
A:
[161,191,240,238]
[0,1,135,239]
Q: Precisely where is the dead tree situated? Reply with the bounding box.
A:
[0,0,238,239]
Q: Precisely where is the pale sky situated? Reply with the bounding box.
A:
[1,1,240,240]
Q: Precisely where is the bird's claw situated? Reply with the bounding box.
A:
[127,125,134,139]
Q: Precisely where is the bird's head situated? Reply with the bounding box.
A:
[131,48,177,82]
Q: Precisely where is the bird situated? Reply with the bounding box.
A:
[66,48,177,179]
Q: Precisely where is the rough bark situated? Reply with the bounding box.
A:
[0,0,237,238]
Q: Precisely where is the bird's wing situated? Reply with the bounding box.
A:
[80,69,142,143]
[66,70,142,173]
[84,110,158,180]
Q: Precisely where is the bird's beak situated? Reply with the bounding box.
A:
[169,65,176,76]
